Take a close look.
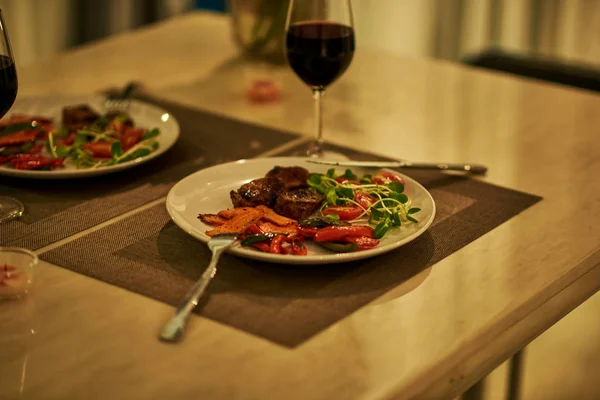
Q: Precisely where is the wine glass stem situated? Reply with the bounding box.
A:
[309,88,325,157]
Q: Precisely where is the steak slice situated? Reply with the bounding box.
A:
[230,177,285,208]
[266,166,310,189]
[62,104,100,130]
[274,188,324,221]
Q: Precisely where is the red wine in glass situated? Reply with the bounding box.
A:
[286,22,355,89]
[0,9,24,223]
[0,54,17,117]
[285,0,355,157]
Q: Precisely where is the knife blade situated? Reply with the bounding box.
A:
[306,159,488,175]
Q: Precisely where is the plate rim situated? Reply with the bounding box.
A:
[0,94,180,179]
[166,156,437,265]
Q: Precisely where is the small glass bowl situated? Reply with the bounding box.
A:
[0,247,38,300]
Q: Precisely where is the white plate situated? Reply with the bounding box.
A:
[0,95,180,179]
[167,157,436,265]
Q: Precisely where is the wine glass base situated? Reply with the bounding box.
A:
[291,142,350,160]
[0,197,24,223]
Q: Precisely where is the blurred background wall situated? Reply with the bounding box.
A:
[0,0,598,68]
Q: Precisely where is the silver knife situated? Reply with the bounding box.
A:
[306,159,487,175]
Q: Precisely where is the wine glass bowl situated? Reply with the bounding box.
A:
[285,0,355,157]
[286,21,355,90]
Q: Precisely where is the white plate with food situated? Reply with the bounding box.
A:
[0,95,179,179]
[167,157,436,265]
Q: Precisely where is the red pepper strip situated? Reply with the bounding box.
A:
[246,223,265,235]
[291,240,308,256]
[13,159,57,170]
[0,130,40,147]
[10,155,63,170]
[252,242,271,253]
[8,153,45,161]
[343,236,380,250]
[0,155,9,165]
[269,235,285,254]
[314,226,375,243]
[298,226,319,238]
[28,144,44,154]
[280,244,290,255]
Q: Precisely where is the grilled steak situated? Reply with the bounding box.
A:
[230,177,285,208]
[62,104,100,130]
[274,188,324,221]
[266,166,310,189]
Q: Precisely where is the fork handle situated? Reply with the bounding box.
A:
[159,248,224,342]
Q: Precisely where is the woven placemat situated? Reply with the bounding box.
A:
[0,95,297,249]
[41,143,542,347]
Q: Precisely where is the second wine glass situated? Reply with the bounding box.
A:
[0,9,23,223]
[285,0,355,157]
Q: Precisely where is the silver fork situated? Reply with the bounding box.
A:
[159,233,238,342]
[104,82,139,112]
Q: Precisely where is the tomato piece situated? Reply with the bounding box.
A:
[60,132,77,146]
[314,226,374,242]
[355,192,377,209]
[335,177,360,184]
[343,236,380,250]
[121,128,143,151]
[322,206,363,221]
[291,240,308,256]
[298,226,319,238]
[269,235,285,254]
[83,142,112,158]
[372,170,406,185]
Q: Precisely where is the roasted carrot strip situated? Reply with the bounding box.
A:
[206,209,264,237]
[198,214,228,226]
[256,205,297,226]
[257,220,299,236]
[218,207,256,220]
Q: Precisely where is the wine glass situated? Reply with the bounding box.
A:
[285,0,355,158]
[0,9,23,223]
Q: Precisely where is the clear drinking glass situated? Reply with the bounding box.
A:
[285,0,355,157]
[0,9,23,223]
[0,247,38,299]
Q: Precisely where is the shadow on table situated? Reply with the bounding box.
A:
[155,221,434,300]
[152,220,434,346]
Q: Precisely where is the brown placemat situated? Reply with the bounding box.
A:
[0,95,297,249]
[41,144,542,347]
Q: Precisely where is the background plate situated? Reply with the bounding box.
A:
[0,94,179,179]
